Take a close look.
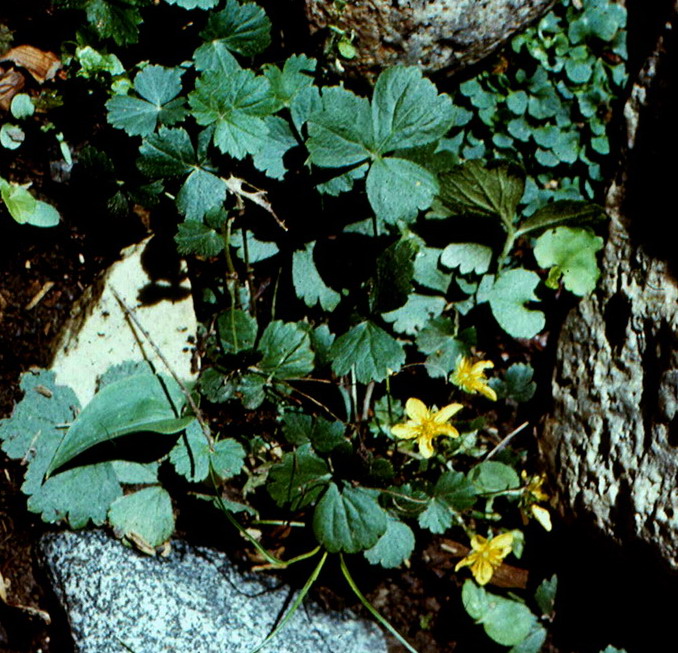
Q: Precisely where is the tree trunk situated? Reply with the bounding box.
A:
[542,0,678,568]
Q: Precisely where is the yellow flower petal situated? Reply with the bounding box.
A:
[490,532,514,555]
[473,558,495,586]
[418,436,436,459]
[531,505,552,532]
[405,397,429,422]
[432,402,464,423]
[391,423,418,440]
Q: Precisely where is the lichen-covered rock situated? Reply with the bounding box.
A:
[542,8,678,567]
[305,0,555,78]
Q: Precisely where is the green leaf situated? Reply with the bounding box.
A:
[486,269,545,338]
[108,486,175,549]
[469,461,520,494]
[258,321,315,379]
[75,45,125,77]
[517,200,606,236]
[78,0,148,46]
[111,460,159,485]
[0,178,60,227]
[230,230,279,262]
[490,363,536,402]
[281,413,346,453]
[10,93,35,119]
[369,237,417,313]
[413,247,451,293]
[535,574,558,617]
[370,66,454,153]
[217,308,258,354]
[509,624,547,653]
[330,321,405,383]
[440,243,493,275]
[263,54,317,110]
[306,86,372,167]
[196,0,271,65]
[364,515,415,568]
[170,421,209,482]
[189,68,275,159]
[316,163,368,196]
[174,221,224,257]
[417,499,452,534]
[462,581,538,647]
[437,160,525,226]
[164,0,218,9]
[366,157,438,224]
[210,438,247,479]
[382,294,446,335]
[534,227,604,296]
[506,90,528,115]
[267,443,331,510]
[251,116,297,180]
[0,370,80,496]
[292,242,341,311]
[106,65,187,136]
[47,373,192,475]
[416,318,471,379]
[434,470,477,511]
[177,169,228,221]
[28,462,122,529]
[313,483,388,554]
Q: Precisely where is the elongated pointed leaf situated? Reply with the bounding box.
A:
[47,373,192,475]
[517,200,606,236]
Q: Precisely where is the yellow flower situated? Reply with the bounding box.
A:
[521,471,552,531]
[455,532,514,586]
[391,397,463,458]
[450,356,497,401]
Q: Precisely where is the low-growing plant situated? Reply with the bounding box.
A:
[0,0,628,650]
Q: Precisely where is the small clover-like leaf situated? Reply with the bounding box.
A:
[533,227,604,296]
[330,321,405,383]
[313,483,388,554]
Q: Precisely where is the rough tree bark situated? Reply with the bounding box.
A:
[304,0,555,78]
[542,0,678,568]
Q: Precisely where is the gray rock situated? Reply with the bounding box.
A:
[541,6,678,567]
[40,530,388,653]
[305,0,555,78]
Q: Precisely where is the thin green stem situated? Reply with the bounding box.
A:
[339,554,419,653]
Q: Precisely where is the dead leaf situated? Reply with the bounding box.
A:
[224,175,287,231]
[1,45,61,84]
[0,66,25,111]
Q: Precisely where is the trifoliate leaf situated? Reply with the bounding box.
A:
[267,443,331,510]
[106,65,187,136]
[516,200,606,236]
[263,54,317,110]
[174,221,224,257]
[462,581,538,647]
[0,178,60,227]
[416,317,471,379]
[490,363,536,403]
[306,86,372,168]
[486,269,545,338]
[382,294,446,335]
[440,243,493,275]
[189,68,275,159]
[0,370,80,496]
[195,0,271,66]
[138,127,227,220]
[251,115,297,180]
[108,486,175,550]
[469,461,520,494]
[364,515,415,568]
[437,160,525,225]
[281,413,346,454]
[217,308,258,354]
[293,242,341,311]
[258,320,315,379]
[313,483,387,554]
[164,0,218,9]
[47,373,192,475]
[28,462,122,529]
[330,321,405,383]
[533,227,604,296]
[370,66,454,152]
[366,156,438,224]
